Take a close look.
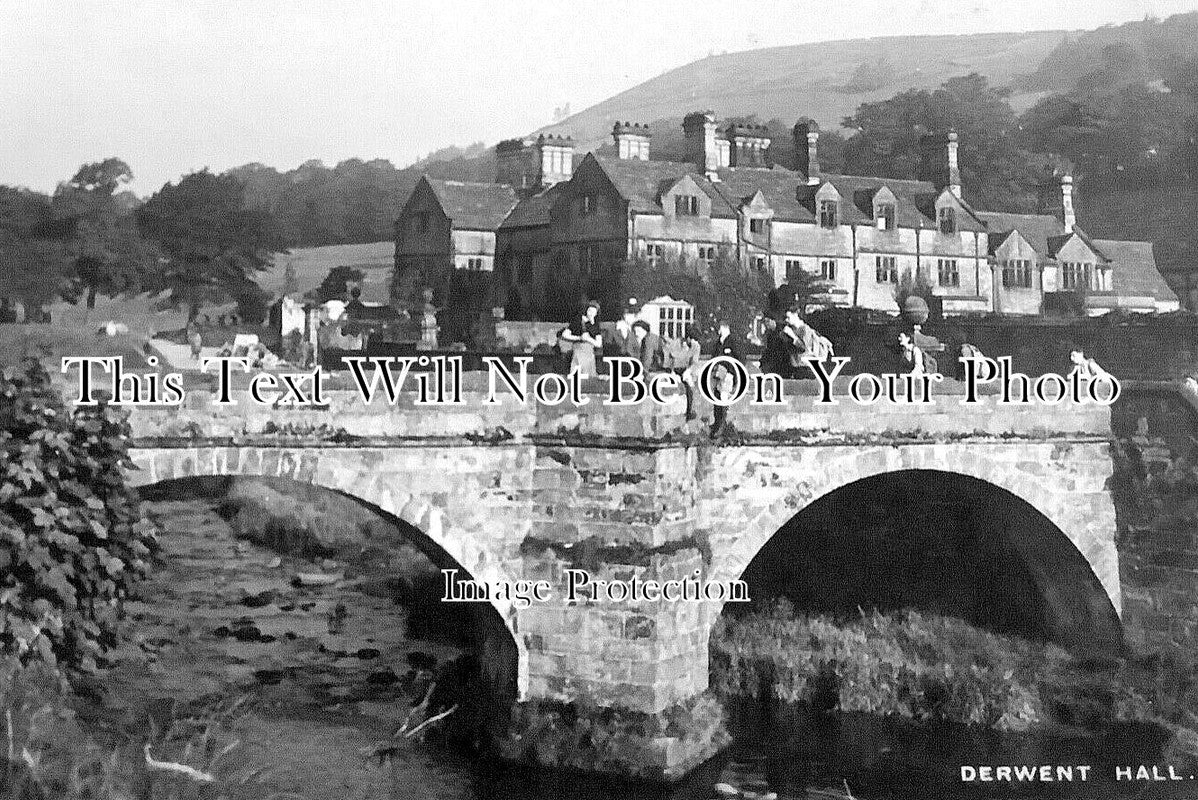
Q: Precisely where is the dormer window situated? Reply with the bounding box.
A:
[876,203,896,231]
[580,195,597,216]
[938,206,956,234]
[819,199,838,228]
[676,195,700,216]
[1062,262,1096,291]
[749,218,767,234]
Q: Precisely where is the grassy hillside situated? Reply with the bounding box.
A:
[37,243,395,338]
[535,30,1072,151]
[264,241,394,300]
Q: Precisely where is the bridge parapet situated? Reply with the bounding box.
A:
[125,376,1112,445]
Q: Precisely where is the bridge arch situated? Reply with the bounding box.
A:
[705,444,1122,650]
[127,445,530,696]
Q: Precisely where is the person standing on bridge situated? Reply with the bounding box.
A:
[710,320,744,438]
[559,300,603,379]
[1069,347,1108,379]
[781,305,834,378]
[664,324,702,421]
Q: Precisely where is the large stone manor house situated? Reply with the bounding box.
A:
[393,111,1178,326]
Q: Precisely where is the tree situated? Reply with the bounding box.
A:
[617,247,772,339]
[52,158,155,312]
[894,268,936,312]
[1,358,157,676]
[1020,44,1198,186]
[0,186,72,312]
[841,74,1045,212]
[135,170,281,323]
[767,267,825,318]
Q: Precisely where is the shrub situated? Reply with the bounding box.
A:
[0,357,157,676]
[712,605,1074,732]
[1,664,257,799]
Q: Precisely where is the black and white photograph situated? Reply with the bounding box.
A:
[7,1,1198,797]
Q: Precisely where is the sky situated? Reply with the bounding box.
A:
[3,0,1198,194]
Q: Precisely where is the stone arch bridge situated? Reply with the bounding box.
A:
[126,379,1124,777]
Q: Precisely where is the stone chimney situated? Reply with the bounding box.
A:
[612,122,651,160]
[1060,174,1076,229]
[495,138,536,189]
[535,134,574,185]
[726,123,771,168]
[683,111,721,177]
[793,121,820,185]
[946,131,961,198]
[919,130,962,197]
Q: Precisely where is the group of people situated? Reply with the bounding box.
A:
[559,300,705,378]
[558,300,748,428]
[556,298,1115,437]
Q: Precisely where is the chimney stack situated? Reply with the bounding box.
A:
[495,138,536,188]
[612,122,651,160]
[1060,174,1076,229]
[727,123,771,168]
[793,121,820,185]
[683,111,721,177]
[919,130,962,197]
[946,131,961,198]
[535,134,574,185]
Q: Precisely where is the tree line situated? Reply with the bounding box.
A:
[0,161,280,324]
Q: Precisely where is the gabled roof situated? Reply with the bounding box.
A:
[422,177,519,231]
[986,229,1020,256]
[1046,228,1110,261]
[500,183,564,229]
[819,174,944,228]
[975,211,1066,256]
[589,155,737,217]
[1066,227,1110,262]
[1093,239,1178,303]
[713,166,812,222]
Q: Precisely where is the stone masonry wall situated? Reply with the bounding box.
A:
[126,384,1123,774]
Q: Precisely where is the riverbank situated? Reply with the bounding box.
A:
[710,603,1198,797]
[2,492,482,799]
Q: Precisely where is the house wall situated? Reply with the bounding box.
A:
[1053,237,1109,293]
[633,216,738,256]
[394,184,453,306]
[450,229,497,271]
[992,233,1043,316]
[549,163,628,246]
[497,225,554,319]
[854,225,921,312]
[916,229,989,303]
